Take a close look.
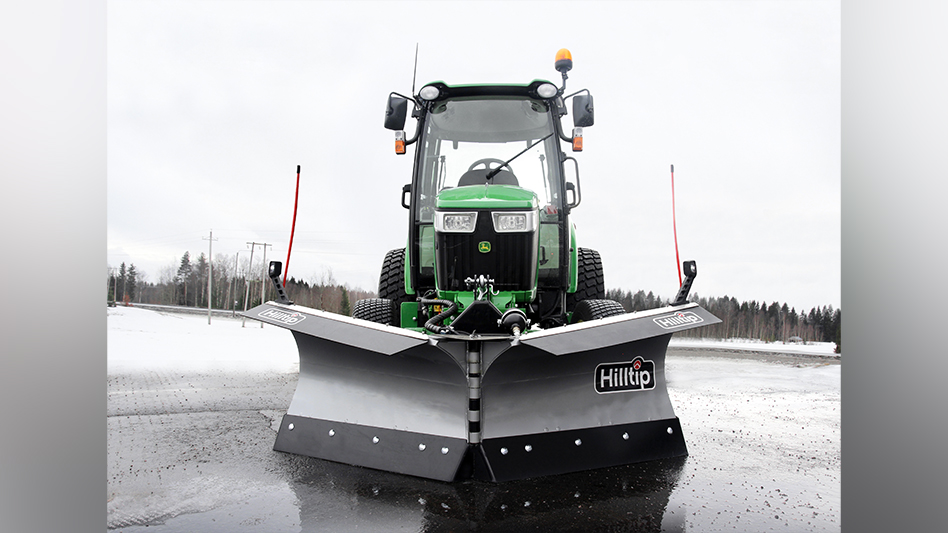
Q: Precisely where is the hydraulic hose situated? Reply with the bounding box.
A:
[420,298,458,334]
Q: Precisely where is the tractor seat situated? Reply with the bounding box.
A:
[457,169,519,187]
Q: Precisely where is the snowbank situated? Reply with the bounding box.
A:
[107,306,299,374]
[669,337,839,357]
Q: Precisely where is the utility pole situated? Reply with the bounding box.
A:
[203,230,218,325]
[258,243,273,328]
[242,242,257,327]
[231,250,241,317]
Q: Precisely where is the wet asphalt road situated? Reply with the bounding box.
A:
[107,348,839,532]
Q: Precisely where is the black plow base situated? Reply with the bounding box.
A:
[274,414,468,482]
[275,415,687,482]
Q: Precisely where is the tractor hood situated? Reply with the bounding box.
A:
[436,184,538,210]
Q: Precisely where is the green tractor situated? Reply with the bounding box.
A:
[357,49,618,336]
[247,49,719,482]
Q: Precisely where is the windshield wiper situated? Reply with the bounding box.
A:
[486,132,555,181]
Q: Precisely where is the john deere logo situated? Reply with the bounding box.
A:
[478,241,491,253]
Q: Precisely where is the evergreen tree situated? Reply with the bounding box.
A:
[107,269,116,303]
[177,252,192,306]
[195,253,208,308]
[127,264,138,302]
[632,290,646,312]
[833,308,842,353]
[780,302,790,340]
[118,263,127,303]
[340,286,351,316]
[820,305,835,343]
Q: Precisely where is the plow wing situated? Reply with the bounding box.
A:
[245,302,720,481]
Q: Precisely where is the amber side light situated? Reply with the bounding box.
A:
[395,131,406,155]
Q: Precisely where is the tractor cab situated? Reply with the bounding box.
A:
[384,53,596,332]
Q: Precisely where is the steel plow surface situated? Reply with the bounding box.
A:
[244,302,720,481]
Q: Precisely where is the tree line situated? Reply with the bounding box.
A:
[607,288,841,352]
[107,251,373,316]
[109,252,840,352]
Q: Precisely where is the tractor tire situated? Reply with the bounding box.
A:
[378,248,412,308]
[566,247,605,313]
[570,299,626,324]
[352,298,399,326]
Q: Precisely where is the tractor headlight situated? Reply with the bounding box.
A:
[537,83,558,98]
[491,211,538,233]
[434,211,478,233]
[419,85,440,101]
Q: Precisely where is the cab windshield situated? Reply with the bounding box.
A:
[415,97,563,222]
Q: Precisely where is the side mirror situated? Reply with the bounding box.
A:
[572,94,594,128]
[384,94,408,131]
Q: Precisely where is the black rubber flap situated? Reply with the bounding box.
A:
[275,415,468,482]
[478,419,687,482]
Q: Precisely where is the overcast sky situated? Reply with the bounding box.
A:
[107,0,840,313]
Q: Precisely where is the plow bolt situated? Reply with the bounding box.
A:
[524,445,533,452]
[441,447,449,455]
[288,423,294,431]
[500,447,509,455]
[328,429,335,437]
[372,436,380,444]
[575,439,582,446]
[623,432,629,440]
[418,444,426,451]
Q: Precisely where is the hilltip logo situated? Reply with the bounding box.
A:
[258,308,306,325]
[653,311,703,330]
[595,357,656,394]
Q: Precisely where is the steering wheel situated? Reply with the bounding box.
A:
[467,158,513,173]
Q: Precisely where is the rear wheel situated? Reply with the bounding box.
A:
[566,248,605,312]
[378,249,412,308]
[352,298,399,326]
[570,299,625,324]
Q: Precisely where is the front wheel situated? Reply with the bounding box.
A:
[566,248,605,313]
[570,299,625,324]
[378,248,412,308]
[352,298,399,326]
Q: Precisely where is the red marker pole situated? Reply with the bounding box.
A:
[283,165,301,287]
[671,164,682,287]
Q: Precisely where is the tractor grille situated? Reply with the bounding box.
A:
[436,212,538,292]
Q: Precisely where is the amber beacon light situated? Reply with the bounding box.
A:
[555,48,573,72]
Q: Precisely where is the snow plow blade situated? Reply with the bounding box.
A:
[244,301,720,482]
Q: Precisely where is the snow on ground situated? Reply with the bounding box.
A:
[107,306,298,374]
[669,337,839,356]
[107,306,838,376]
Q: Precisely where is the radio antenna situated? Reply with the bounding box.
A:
[671,164,683,287]
[411,43,419,96]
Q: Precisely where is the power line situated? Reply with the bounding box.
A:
[241,241,272,328]
[203,230,218,325]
